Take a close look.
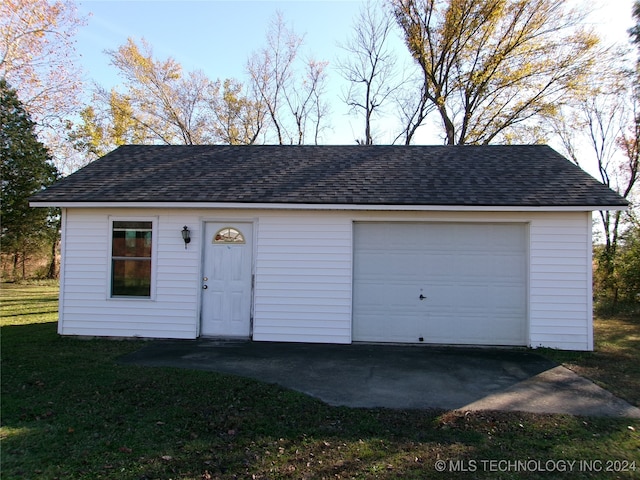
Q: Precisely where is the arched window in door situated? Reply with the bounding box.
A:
[213,227,246,244]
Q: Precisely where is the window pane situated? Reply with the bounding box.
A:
[111,220,153,298]
[213,227,245,244]
[113,221,152,230]
[112,223,152,257]
[111,259,151,297]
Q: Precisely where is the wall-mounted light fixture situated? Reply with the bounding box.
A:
[181,226,191,249]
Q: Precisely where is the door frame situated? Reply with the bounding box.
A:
[198,218,257,338]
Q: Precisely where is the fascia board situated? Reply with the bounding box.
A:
[29,201,629,212]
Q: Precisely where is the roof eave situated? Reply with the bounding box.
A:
[29,201,629,212]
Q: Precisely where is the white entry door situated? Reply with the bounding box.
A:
[201,222,253,337]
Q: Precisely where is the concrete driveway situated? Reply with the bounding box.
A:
[120,340,640,418]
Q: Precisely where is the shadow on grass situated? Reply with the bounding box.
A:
[1,296,59,306]
[1,320,59,343]
[3,309,59,318]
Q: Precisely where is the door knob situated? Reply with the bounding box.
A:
[419,294,426,300]
[203,285,208,289]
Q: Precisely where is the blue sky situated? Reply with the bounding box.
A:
[73,0,636,144]
[75,1,367,84]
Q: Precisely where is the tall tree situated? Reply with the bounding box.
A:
[1,0,85,172]
[285,58,330,145]
[105,38,214,145]
[591,81,639,305]
[0,0,85,127]
[71,106,106,159]
[551,63,638,306]
[630,0,640,52]
[392,76,434,145]
[209,78,266,145]
[71,38,220,158]
[69,89,155,161]
[392,0,601,145]
[585,76,636,255]
[247,12,329,145]
[247,12,300,145]
[338,0,402,144]
[631,0,639,125]
[1,79,59,279]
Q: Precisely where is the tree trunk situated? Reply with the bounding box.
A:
[12,252,19,281]
[437,103,456,145]
[47,237,59,279]
[21,249,26,279]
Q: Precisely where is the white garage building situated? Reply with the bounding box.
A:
[31,145,627,351]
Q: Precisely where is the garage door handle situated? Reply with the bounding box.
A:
[419,294,426,300]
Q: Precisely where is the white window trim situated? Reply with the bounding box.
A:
[107,216,158,301]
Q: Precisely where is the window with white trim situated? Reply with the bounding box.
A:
[111,221,153,297]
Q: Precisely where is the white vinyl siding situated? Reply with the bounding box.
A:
[57,208,594,350]
[59,209,201,339]
[253,214,353,343]
[529,212,593,350]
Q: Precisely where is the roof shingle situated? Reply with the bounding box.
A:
[30,145,628,207]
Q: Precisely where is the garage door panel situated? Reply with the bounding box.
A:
[355,282,423,308]
[353,312,423,342]
[492,254,527,278]
[453,285,491,308]
[389,253,426,278]
[451,254,495,278]
[353,222,527,346]
[422,255,452,277]
[427,317,524,345]
[355,253,425,278]
[410,311,525,345]
[492,285,527,309]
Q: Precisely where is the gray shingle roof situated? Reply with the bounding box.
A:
[31,145,627,207]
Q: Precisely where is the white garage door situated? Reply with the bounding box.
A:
[353,223,527,346]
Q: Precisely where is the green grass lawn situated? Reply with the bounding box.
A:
[1,283,639,479]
